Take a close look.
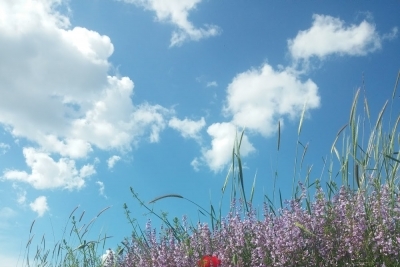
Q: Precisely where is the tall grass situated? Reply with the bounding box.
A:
[22,70,400,266]
[21,206,111,267]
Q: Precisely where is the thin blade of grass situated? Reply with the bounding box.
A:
[96,206,111,218]
[374,100,388,131]
[298,101,307,135]
[250,170,257,204]
[278,120,281,151]
[29,220,35,234]
[236,152,248,212]
[364,96,370,120]
[26,235,35,248]
[300,142,309,168]
[210,204,215,231]
[148,194,184,204]
[79,211,85,223]
[389,116,400,149]
[305,198,311,215]
[264,194,275,215]
[222,164,233,195]
[391,69,400,99]
[384,154,400,163]
[331,124,347,154]
[68,206,79,219]
[332,146,340,162]
[349,89,360,125]
[355,164,360,188]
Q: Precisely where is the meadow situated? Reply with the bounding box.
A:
[21,71,400,267]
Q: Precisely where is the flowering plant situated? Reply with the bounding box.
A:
[197,255,221,267]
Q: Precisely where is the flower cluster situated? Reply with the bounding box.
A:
[115,184,400,267]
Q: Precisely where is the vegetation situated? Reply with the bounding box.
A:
[22,71,400,266]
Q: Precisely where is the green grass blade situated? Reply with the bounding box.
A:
[250,170,257,204]
[148,194,184,204]
[331,124,347,154]
[391,69,400,99]
[278,120,281,151]
[298,101,307,135]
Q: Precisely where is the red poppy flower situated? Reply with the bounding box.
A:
[197,255,221,267]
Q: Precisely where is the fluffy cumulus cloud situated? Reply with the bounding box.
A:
[0,0,172,190]
[288,14,397,62]
[168,117,206,141]
[224,63,320,137]
[121,0,220,46]
[3,148,95,190]
[198,56,320,172]
[29,196,49,217]
[201,122,255,172]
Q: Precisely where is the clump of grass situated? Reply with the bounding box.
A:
[22,206,112,267]
[24,71,400,266]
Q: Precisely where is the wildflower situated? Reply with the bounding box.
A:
[197,255,221,267]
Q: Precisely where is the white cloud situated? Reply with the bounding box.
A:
[96,181,107,198]
[382,27,398,41]
[101,249,115,266]
[29,196,49,217]
[107,155,121,169]
[17,190,27,205]
[206,81,218,87]
[224,63,320,137]
[168,117,206,141]
[190,157,201,172]
[129,103,172,144]
[3,147,95,190]
[0,0,173,190]
[121,0,220,46]
[0,143,10,155]
[201,122,255,172]
[197,62,319,172]
[288,14,391,62]
[11,184,27,205]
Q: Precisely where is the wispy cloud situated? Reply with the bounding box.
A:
[0,143,10,155]
[0,0,172,190]
[190,157,201,172]
[206,81,218,87]
[29,196,49,217]
[96,181,107,198]
[169,117,206,141]
[120,0,221,47]
[17,190,27,205]
[107,155,121,169]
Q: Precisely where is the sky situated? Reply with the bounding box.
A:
[0,0,399,265]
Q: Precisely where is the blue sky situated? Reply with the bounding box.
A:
[0,0,399,265]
